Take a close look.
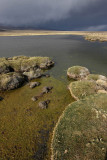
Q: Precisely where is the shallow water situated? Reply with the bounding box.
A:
[0,35,107,79]
[0,77,73,160]
[0,35,107,159]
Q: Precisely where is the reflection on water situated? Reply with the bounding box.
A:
[0,35,107,79]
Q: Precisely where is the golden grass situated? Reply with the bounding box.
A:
[0,30,107,41]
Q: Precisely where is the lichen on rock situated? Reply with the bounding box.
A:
[0,72,25,91]
[0,56,54,91]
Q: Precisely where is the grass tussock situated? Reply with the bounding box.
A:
[52,93,107,160]
[67,66,90,80]
[69,80,97,100]
[86,74,100,81]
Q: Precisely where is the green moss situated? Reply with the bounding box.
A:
[0,56,52,72]
[68,66,84,75]
[0,57,8,64]
[0,58,10,72]
[69,80,97,100]
[67,66,90,80]
[0,77,73,160]
[0,72,24,91]
[12,56,29,60]
[87,74,101,81]
[21,57,50,69]
[52,93,107,160]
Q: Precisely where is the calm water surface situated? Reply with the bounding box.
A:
[0,35,107,159]
[0,35,107,79]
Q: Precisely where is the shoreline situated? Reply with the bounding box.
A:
[0,30,107,42]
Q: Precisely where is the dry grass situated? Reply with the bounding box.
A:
[0,30,107,41]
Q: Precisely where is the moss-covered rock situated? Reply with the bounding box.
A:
[21,56,53,71]
[86,74,107,81]
[0,72,25,91]
[0,56,54,90]
[23,68,42,80]
[67,66,90,80]
[82,74,107,91]
[68,80,99,100]
[0,56,54,73]
[0,58,11,74]
[96,80,107,91]
[52,93,107,160]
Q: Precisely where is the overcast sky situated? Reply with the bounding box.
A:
[0,0,107,30]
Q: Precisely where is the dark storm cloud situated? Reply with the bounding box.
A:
[0,0,107,30]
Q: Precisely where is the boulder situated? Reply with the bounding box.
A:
[0,58,13,74]
[0,72,25,91]
[31,96,38,102]
[29,82,41,89]
[42,86,53,94]
[39,60,54,69]
[67,66,90,80]
[96,79,107,90]
[0,63,11,74]
[23,68,42,80]
[0,56,54,91]
[38,100,50,109]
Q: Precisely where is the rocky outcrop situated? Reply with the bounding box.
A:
[67,66,90,80]
[42,86,53,94]
[23,68,42,80]
[8,56,54,72]
[0,58,12,74]
[0,72,25,91]
[96,80,107,90]
[29,82,40,89]
[0,56,54,91]
[31,96,38,102]
[38,100,50,109]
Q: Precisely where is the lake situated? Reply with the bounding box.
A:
[0,35,107,80]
